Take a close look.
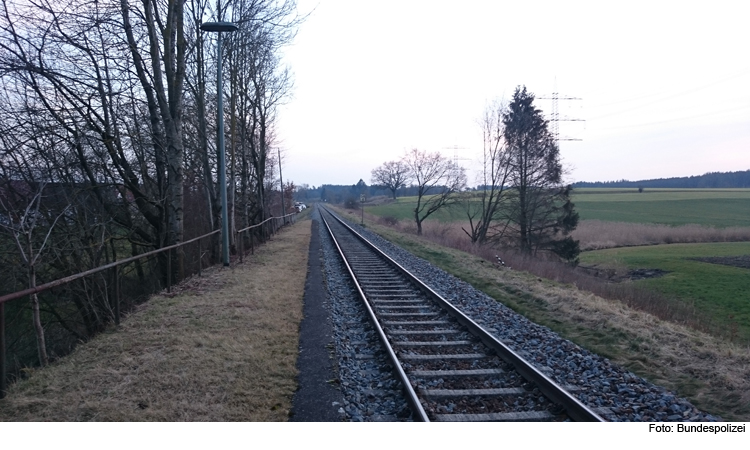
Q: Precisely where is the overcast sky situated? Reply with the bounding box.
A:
[276,0,750,188]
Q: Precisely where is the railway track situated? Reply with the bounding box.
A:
[320,206,605,422]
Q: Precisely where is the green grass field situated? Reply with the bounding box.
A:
[366,197,464,222]
[572,188,750,227]
[367,188,750,227]
[579,242,750,342]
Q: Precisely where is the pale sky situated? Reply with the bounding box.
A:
[276,0,750,188]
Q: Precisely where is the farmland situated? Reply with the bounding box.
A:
[572,188,750,227]
[366,188,750,227]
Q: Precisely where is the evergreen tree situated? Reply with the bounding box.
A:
[501,86,580,261]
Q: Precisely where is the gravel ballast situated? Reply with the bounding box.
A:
[316,208,720,422]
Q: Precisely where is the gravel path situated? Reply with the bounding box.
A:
[317,208,720,422]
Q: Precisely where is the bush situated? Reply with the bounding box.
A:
[550,236,581,264]
[381,216,399,226]
[343,197,358,209]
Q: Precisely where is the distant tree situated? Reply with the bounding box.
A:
[402,148,466,235]
[353,179,368,197]
[371,160,411,199]
[501,86,580,261]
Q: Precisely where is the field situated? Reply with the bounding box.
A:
[572,188,750,227]
[366,188,750,227]
[579,242,750,342]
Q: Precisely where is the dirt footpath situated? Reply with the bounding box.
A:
[0,220,311,421]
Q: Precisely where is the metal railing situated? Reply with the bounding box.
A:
[0,212,297,398]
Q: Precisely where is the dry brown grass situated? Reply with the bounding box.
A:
[573,220,750,251]
[360,212,725,340]
[0,220,311,421]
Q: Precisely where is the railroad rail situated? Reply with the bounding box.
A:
[319,206,605,422]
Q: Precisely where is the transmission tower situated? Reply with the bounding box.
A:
[443,144,471,166]
[539,83,584,147]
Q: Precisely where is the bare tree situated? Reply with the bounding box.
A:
[0,183,70,366]
[402,148,466,236]
[462,100,513,244]
[371,160,411,200]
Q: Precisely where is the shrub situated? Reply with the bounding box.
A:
[380,216,399,226]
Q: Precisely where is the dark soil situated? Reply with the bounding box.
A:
[690,255,750,270]
[577,265,670,282]
[627,268,671,281]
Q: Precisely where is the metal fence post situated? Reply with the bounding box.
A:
[113,266,120,325]
[239,231,244,263]
[198,239,202,277]
[1,302,6,399]
[167,248,172,293]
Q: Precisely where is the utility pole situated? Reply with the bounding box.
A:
[360,194,365,225]
[201,21,239,266]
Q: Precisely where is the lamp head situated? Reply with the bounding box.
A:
[200,22,239,33]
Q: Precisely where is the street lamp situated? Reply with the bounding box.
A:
[201,21,238,266]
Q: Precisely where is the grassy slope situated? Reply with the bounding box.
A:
[335,208,750,420]
[580,242,750,342]
[0,220,311,421]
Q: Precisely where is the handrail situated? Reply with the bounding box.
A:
[0,229,221,306]
[236,212,296,234]
[0,212,297,306]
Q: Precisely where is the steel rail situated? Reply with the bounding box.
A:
[320,208,430,422]
[321,206,605,422]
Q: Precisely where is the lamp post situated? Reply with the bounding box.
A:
[201,21,238,266]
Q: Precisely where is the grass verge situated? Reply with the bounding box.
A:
[0,219,311,421]
[335,207,750,421]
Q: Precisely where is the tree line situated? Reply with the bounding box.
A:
[573,170,750,189]
[370,86,580,260]
[0,0,300,370]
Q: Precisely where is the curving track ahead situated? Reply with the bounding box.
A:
[320,206,605,422]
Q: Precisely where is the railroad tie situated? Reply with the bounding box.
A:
[396,340,473,346]
[382,320,452,326]
[411,368,505,377]
[434,410,554,422]
[422,387,526,397]
[389,329,461,335]
[399,353,486,360]
[378,312,439,317]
